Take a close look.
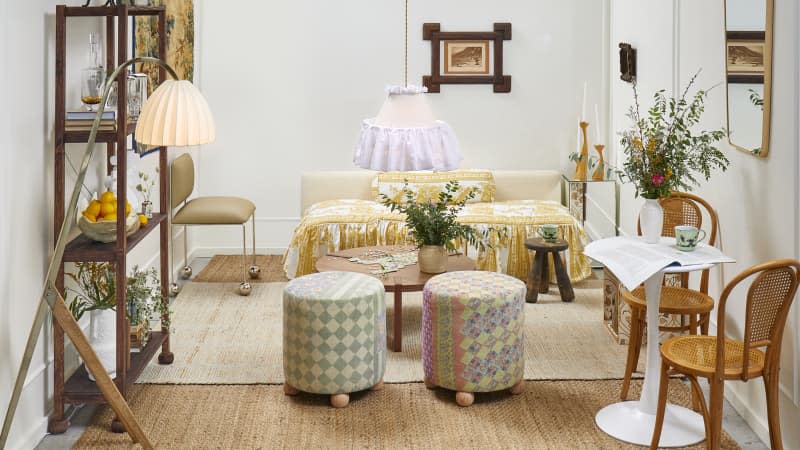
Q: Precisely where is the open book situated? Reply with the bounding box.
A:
[583,236,735,290]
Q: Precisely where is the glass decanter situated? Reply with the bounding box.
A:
[80,32,105,111]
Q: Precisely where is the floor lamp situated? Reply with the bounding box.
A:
[0,57,214,449]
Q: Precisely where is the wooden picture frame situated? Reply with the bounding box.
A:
[726,31,765,84]
[443,41,490,74]
[423,23,511,93]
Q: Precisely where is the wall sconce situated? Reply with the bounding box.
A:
[619,43,636,83]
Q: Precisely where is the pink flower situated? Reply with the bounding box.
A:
[651,174,665,186]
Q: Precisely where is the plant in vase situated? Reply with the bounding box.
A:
[126,265,170,348]
[135,167,158,218]
[617,71,729,243]
[381,180,491,274]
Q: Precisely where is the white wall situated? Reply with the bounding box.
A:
[611,0,800,446]
[193,0,609,255]
[0,2,165,449]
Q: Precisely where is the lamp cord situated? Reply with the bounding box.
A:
[404,0,408,87]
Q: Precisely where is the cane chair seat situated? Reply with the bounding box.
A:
[624,286,714,316]
[660,335,765,379]
[172,196,256,225]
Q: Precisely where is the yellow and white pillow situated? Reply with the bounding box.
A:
[371,170,496,204]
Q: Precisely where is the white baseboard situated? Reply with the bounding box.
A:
[724,384,770,446]
[10,416,48,450]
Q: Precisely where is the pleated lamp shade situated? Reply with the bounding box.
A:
[135,79,215,147]
[353,85,462,172]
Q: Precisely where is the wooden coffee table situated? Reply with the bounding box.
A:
[315,245,475,352]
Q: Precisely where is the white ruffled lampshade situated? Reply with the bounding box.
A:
[354,85,462,171]
[135,79,215,147]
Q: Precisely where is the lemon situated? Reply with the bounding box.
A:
[82,211,97,222]
[138,214,148,226]
[85,200,102,218]
[100,202,116,217]
[100,213,117,221]
[100,191,116,204]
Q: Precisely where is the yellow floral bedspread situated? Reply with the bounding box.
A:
[283,199,591,283]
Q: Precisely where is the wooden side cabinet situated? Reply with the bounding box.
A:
[50,4,173,434]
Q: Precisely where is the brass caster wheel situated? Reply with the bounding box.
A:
[238,282,252,296]
[455,392,474,407]
[169,282,181,297]
[283,383,299,396]
[180,265,193,280]
[371,379,384,391]
[423,377,436,390]
[331,393,350,408]
[248,264,261,279]
[509,380,525,395]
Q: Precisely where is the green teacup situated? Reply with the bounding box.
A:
[537,224,559,241]
[674,225,706,251]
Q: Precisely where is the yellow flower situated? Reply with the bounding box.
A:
[647,139,657,154]
[632,138,644,150]
[665,168,673,179]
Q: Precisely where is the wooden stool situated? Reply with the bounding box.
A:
[525,237,574,303]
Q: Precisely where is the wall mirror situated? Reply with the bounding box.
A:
[724,0,774,157]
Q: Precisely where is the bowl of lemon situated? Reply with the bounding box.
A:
[78,191,144,243]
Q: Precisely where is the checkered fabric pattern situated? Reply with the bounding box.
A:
[422,271,525,393]
[283,271,386,395]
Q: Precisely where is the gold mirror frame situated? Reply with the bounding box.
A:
[724,0,774,158]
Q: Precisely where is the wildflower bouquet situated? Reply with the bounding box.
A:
[618,72,729,199]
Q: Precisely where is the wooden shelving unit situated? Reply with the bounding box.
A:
[51,4,173,434]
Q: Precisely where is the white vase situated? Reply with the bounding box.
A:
[87,309,117,381]
[640,198,664,244]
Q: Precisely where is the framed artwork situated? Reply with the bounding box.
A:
[726,31,765,83]
[444,41,490,74]
[134,0,195,95]
[423,23,512,93]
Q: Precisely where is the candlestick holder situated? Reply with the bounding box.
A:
[592,144,606,181]
[574,121,589,181]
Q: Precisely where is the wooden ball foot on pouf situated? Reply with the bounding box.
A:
[283,383,299,396]
[455,392,475,407]
[509,380,525,395]
[330,394,350,408]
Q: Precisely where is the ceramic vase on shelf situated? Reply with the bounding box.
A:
[592,144,605,181]
[87,309,117,381]
[640,198,663,244]
[574,122,590,181]
[418,245,447,274]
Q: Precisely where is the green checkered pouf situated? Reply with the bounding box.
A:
[283,271,386,405]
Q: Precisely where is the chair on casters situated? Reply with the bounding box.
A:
[620,192,719,400]
[650,259,800,450]
[169,153,260,296]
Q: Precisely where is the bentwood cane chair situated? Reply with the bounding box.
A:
[621,192,720,400]
[650,259,800,450]
[170,153,260,296]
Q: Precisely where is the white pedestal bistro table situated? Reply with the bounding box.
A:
[585,236,732,447]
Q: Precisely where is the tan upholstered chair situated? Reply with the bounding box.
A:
[620,192,719,400]
[170,153,260,296]
[650,259,800,450]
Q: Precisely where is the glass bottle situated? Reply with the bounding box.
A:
[81,32,105,111]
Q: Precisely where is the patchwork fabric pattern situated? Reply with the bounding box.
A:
[283,271,386,394]
[422,271,525,393]
[371,170,496,204]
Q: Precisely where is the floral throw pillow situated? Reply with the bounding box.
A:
[371,170,496,204]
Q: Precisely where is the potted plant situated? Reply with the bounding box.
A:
[67,262,170,380]
[381,180,486,274]
[618,71,729,243]
[135,167,158,218]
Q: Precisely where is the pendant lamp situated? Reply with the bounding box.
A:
[353,1,462,172]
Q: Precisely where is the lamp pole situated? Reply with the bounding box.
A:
[1,57,178,449]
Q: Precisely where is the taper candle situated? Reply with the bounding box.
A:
[581,82,587,121]
[594,103,601,143]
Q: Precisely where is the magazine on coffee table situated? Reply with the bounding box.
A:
[584,236,735,290]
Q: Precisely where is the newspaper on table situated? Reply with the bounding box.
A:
[583,236,735,290]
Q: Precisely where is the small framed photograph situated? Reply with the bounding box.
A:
[726,31,765,83]
[444,41,490,75]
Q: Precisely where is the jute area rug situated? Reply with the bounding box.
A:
[192,254,288,282]
[138,279,637,384]
[74,380,739,449]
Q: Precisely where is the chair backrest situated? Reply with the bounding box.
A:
[636,192,720,293]
[171,153,195,209]
[715,259,800,381]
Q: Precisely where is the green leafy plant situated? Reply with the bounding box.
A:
[381,180,487,251]
[67,263,170,334]
[617,71,729,199]
[135,167,158,203]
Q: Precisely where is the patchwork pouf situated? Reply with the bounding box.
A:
[282,271,386,408]
[422,271,526,407]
